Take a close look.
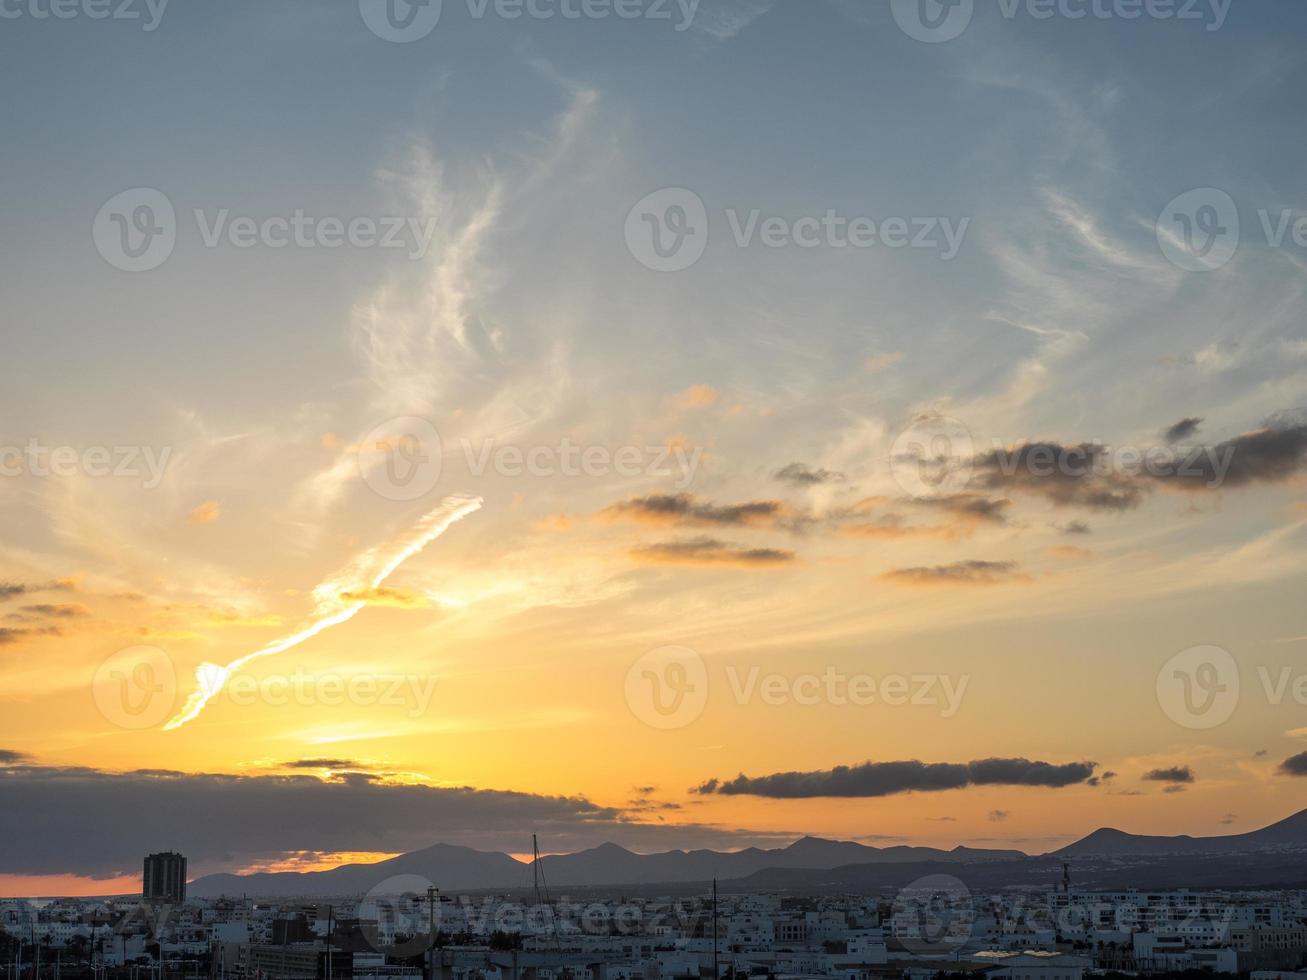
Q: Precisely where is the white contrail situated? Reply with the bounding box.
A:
[163,495,483,731]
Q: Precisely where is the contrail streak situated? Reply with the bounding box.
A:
[163,495,483,731]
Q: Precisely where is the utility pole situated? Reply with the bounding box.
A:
[711,880,718,980]
[325,906,333,980]
[426,887,438,980]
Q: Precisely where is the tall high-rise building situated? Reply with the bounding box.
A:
[143,851,187,903]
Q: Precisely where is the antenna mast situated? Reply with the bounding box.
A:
[712,879,719,980]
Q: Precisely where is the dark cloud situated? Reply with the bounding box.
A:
[0,580,75,602]
[603,493,791,529]
[1149,421,1307,490]
[0,750,29,764]
[882,560,1027,587]
[18,603,90,619]
[774,463,845,486]
[912,494,1012,526]
[1143,766,1195,784]
[1059,521,1093,536]
[0,626,62,646]
[1255,749,1269,758]
[963,418,1307,512]
[0,765,798,879]
[988,810,1011,822]
[693,758,1097,799]
[1279,752,1307,776]
[632,538,796,568]
[972,443,1147,512]
[1164,418,1204,444]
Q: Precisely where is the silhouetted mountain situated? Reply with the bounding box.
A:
[536,837,1024,887]
[190,843,528,897]
[190,836,1023,897]
[1056,807,1307,857]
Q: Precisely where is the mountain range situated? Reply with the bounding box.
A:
[188,837,1024,897]
[188,807,1307,897]
[1054,806,1307,856]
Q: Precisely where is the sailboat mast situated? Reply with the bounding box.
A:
[532,833,541,903]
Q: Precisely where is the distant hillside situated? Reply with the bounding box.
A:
[1056,807,1307,857]
[190,844,528,897]
[186,807,1307,897]
[535,837,1025,887]
[189,837,1024,897]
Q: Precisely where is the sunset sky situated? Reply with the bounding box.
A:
[2,0,1307,897]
